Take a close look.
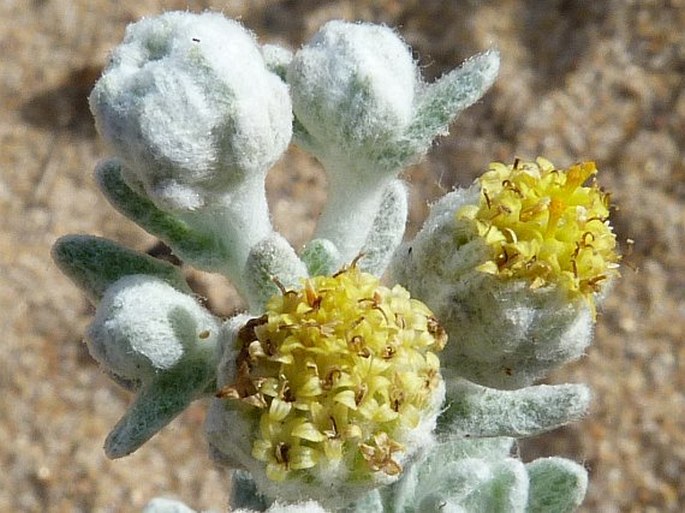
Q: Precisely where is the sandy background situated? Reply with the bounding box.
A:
[1,1,683,512]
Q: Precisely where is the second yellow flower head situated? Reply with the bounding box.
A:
[458,158,620,306]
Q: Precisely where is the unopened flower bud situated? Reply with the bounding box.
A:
[288,21,498,264]
[87,275,219,383]
[288,20,416,174]
[90,11,292,212]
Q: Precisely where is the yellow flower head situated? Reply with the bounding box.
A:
[458,158,619,305]
[218,266,446,483]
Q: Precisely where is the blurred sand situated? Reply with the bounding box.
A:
[1,1,683,511]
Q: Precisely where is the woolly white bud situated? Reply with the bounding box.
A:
[87,275,219,382]
[90,11,292,212]
[288,20,416,174]
[289,22,497,263]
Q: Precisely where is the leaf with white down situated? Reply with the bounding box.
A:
[438,379,591,438]
[389,437,514,512]
[51,234,190,303]
[300,238,341,277]
[243,233,309,313]
[261,43,293,81]
[105,353,215,458]
[461,459,529,513]
[358,180,408,277]
[96,160,225,271]
[526,458,588,513]
[413,458,497,512]
[397,50,500,165]
[390,438,530,513]
[413,458,529,513]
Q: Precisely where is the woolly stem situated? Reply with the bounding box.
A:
[313,163,392,265]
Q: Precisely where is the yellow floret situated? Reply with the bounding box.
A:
[458,158,620,306]
[218,265,447,482]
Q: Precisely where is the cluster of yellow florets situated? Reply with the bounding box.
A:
[218,266,446,482]
[458,158,620,303]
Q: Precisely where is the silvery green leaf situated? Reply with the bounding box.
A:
[52,234,190,303]
[439,379,591,438]
[96,159,224,270]
[526,458,588,513]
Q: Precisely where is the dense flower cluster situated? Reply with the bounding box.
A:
[217,266,446,483]
[458,158,619,304]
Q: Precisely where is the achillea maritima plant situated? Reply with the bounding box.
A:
[52,11,618,513]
